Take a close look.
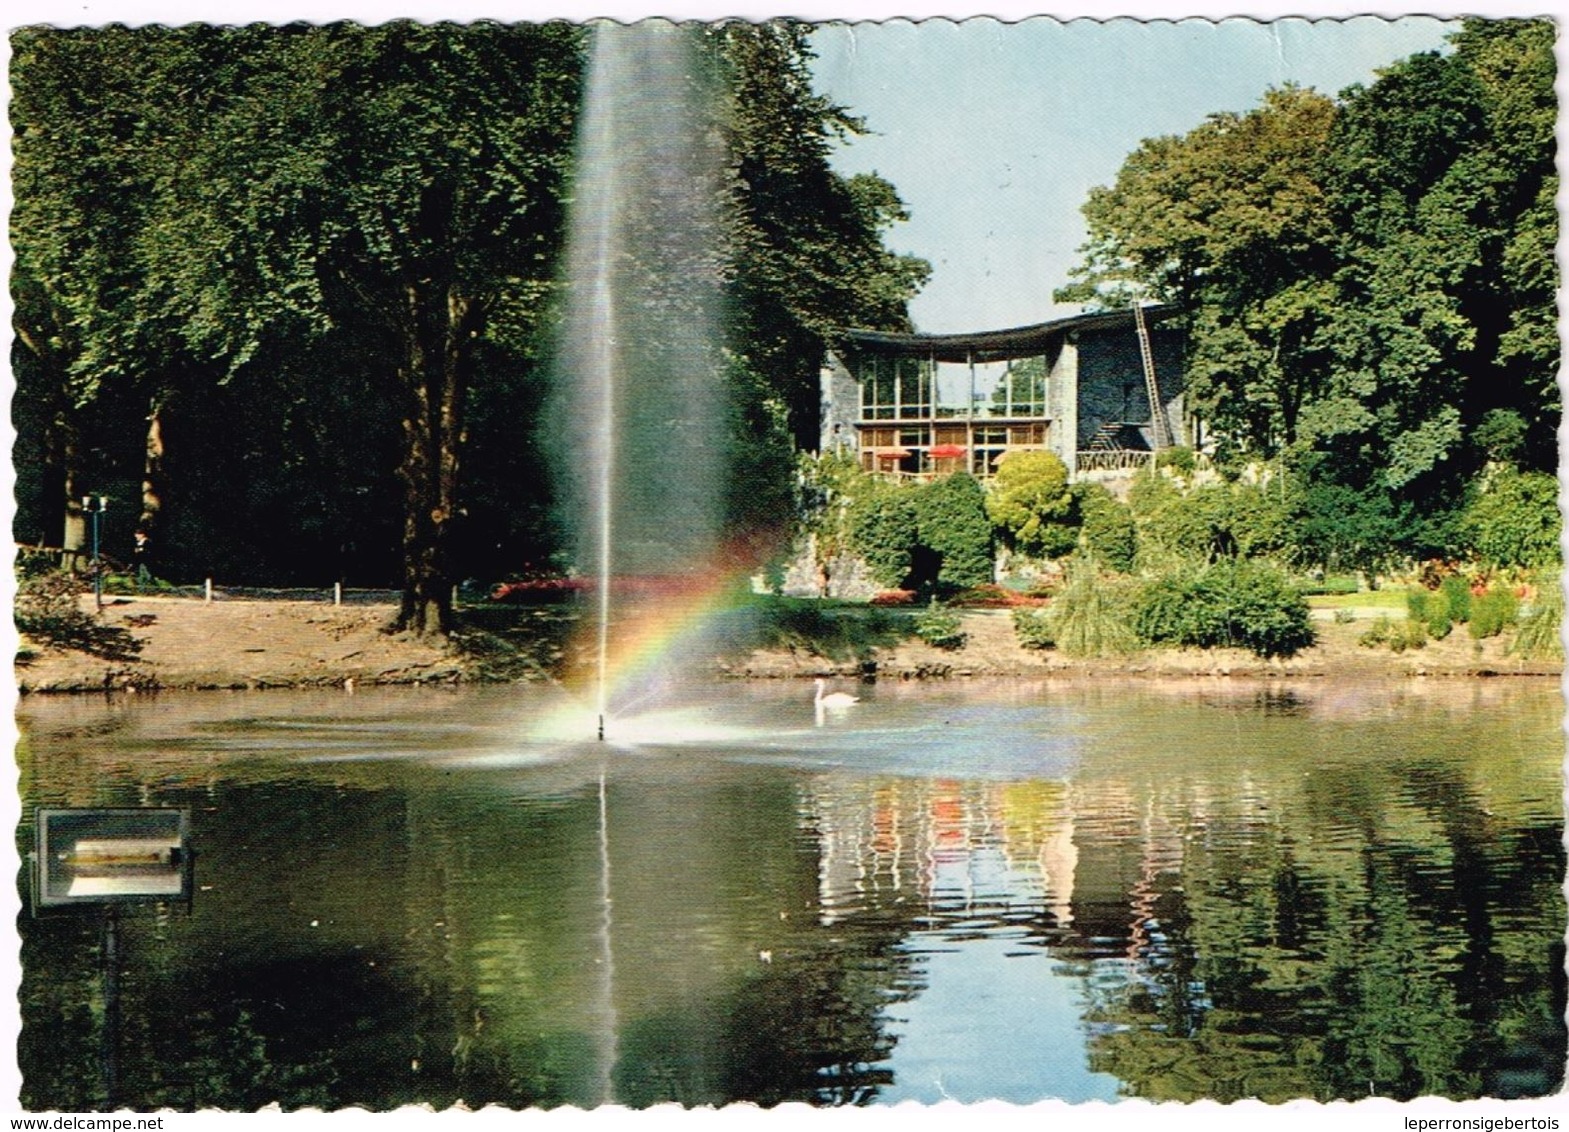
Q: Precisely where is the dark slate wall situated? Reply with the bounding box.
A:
[1075,327,1184,449]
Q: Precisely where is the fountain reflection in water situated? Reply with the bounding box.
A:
[553,20,734,743]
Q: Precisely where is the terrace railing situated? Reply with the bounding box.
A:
[1076,449,1155,472]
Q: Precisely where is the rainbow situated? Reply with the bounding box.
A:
[537,559,761,742]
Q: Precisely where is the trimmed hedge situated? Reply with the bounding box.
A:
[847,489,918,589]
[914,472,994,590]
[987,450,1076,559]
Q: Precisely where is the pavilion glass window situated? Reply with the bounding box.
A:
[932,362,969,418]
[859,357,933,422]
[973,426,1009,476]
[861,358,896,420]
[899,359,933,419]
[990,357,1046,417]
[1011,357,1047,416]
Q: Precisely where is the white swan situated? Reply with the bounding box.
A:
[814,679,860,709]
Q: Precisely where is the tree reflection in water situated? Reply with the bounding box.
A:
[1075,756,1565,1101]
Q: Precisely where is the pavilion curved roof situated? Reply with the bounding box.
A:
[836,303,1182,363]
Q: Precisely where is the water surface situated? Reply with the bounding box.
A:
[17,679,1565,1109]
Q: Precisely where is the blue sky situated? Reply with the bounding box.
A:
[809,17,1456,333]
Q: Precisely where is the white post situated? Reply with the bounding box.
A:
[334,581,342,606]
[204,578,213,603]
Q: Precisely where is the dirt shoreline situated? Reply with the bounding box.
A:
[15,593,1562,695]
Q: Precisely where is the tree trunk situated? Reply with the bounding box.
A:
[389,284,477,641]
[59,410,86,572]
[138,398,166,575]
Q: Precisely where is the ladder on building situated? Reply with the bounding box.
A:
[1133,301,1173,450]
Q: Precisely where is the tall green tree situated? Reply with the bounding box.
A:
[11,27,179,555]
[1302,21,1556,525]
[158,23,583,634]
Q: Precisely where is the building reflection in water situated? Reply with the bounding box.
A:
[798,738,1566,1105]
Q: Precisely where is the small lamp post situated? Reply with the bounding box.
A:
[82,495,108,610]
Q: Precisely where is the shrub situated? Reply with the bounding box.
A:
[869,589,916,606]
[1394,620,1428,652]
[1299,574,1359,596]
[1129,472,1289,566]
[1217,562,1317,657]
[1156,446,1197,475]
[1131,573,1195,645]
[1073,483,1138,572]
[986,450,1076,559]
[1406,590,1452,639]
[1127,465,1183,519]
[1012,607,1055,650]
[1510,572,1563,660]
[15,570,91,637]
[1047,557,1140,658]
[1440,574,1472,623]
[1475,409,1528,464]
[1133,559,1315,658]
[914,600,967,649]
[491,575,588,603]
[913,472,994,590]
[1225,480,1292,558]
[1359,616,1394,649]
[1468,588,1520,640]
[1359,615,1427,652]
[1128,472,1209,563]
[15,570,143,660]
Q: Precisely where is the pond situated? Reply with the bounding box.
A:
[16,678,1565,1109]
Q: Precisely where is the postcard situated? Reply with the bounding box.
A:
[7,4,1563,1124]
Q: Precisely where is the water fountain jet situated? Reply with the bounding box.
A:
[553,20,735,739]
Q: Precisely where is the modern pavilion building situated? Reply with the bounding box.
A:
[820,304,1188,479]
